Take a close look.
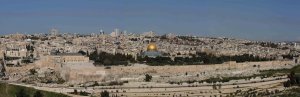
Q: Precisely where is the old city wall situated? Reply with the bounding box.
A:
[107,60,294,75]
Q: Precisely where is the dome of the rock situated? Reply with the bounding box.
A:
[142,43,161,58]
[147,43,158,51]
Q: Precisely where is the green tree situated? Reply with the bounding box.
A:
[103,58,112,66]
[16,88,29,97]
[33,90,44,97]
[1,62,6,73]
[145,74,152,82]
[29,69,37,75]
[73,89,78,95]
[17,62,21,66]
[100,90,109,97]
[79,91,89,96]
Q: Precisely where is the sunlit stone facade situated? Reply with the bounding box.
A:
[54,53,89,63]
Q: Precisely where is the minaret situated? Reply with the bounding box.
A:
[114,28,119,36]
[102,35,106,45]
[100,29,104,35]
[50,28,59,36]
[123,30,127,35]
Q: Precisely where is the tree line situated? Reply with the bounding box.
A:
[88,51,136,66]
[137,52,273,66]
[89,51,273,66]
[284,71,300,88]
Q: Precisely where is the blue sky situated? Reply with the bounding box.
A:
[0,0,300,41]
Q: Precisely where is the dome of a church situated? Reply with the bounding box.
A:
[147,43,158,51]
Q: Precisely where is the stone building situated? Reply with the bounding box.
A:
[36,53,104,83]
[55,53,89,63]
[0,49,4,59]
[61,64,106,84]
[59,53,89,63]
[5,48,27,58]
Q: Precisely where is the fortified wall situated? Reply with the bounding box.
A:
[107,60,294,75]
[61,63,106,84]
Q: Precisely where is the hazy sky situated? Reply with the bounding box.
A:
[0,0,299,41]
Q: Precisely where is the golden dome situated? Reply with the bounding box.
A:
[147,43,158,51]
